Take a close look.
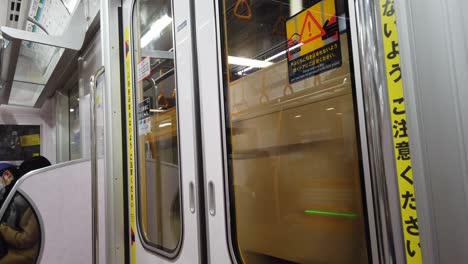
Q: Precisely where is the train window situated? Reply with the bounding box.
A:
[132,0,182,256]
[220,1,370,263]
[0,193,41,263]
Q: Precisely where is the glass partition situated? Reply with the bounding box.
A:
[221,0,370,263]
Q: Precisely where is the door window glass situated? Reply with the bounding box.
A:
[132,0,181,256]
[221,0,370,263]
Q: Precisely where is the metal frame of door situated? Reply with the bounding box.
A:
[122,0,205,262]
[85,1,127,262]
[98,0,127,263]
[193,0,406,263]
[121,0,413,262]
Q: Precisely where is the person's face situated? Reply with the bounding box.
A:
[1,170,14,186]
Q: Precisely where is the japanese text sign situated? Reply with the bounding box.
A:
[286,0,342,83]
[380,0,422,262]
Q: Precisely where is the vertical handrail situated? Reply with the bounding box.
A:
[90,66,105,264]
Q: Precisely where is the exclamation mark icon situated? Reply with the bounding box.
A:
[308,21,312,37]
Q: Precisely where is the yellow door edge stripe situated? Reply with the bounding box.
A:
[125,27,137,264]
[379,1,422,263]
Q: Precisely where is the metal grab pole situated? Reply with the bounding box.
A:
[90,66,105,264]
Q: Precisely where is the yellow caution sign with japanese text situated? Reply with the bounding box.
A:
[380,1,422,263]
[286,0,342,83]
[125,27,137,264]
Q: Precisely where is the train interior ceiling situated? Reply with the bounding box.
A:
[0,0,99,164]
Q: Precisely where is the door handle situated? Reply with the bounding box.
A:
[208,181,216,216]
[189,181,196,214]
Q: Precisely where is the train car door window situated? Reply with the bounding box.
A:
[132,0,182,257]
[219,0,371,263]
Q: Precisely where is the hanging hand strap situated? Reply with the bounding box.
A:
[259,74,269,104]
[283,83,294,96]
[234,0,252,20]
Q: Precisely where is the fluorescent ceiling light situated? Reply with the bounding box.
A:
[290,0,304,16]
[236,42,303,75]
[326,107,335,111]
[228,56,274,69]
[63,0,80,13]
[141,15,172,48]
[159,122,172,128]
[150,109,167,113]
[266,42,303,62]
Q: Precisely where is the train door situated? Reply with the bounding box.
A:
[195,0,383,264]
[0,0,124,263]
[122,0,204,263]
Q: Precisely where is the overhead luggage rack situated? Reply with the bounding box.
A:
[0,0,87,108]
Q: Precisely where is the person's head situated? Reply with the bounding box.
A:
[0,163,18,187]
[18,156,51,177]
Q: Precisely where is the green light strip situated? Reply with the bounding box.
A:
[304,209,358,219]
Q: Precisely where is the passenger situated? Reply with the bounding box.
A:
[0,164,19,258]
[0,207,40,264]
[0,164,19,207]
[0,156,51,264]
[17,156,51,177]
[0,163,27,229]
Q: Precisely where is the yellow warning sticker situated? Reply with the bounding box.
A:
[380,0,422,263]
[125,27,137,264]
[20,134,40,147]
[286,0,342,83]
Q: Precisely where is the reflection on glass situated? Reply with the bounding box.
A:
[69,87,81,160]
[223,0,370,263]
[133,0,181,254]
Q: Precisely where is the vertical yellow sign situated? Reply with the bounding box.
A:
[125,27,137,264]
[380,1,422,263]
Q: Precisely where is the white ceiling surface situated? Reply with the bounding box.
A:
[61,0,80,13]
[0,0,8,27]
[8,81,44,107]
